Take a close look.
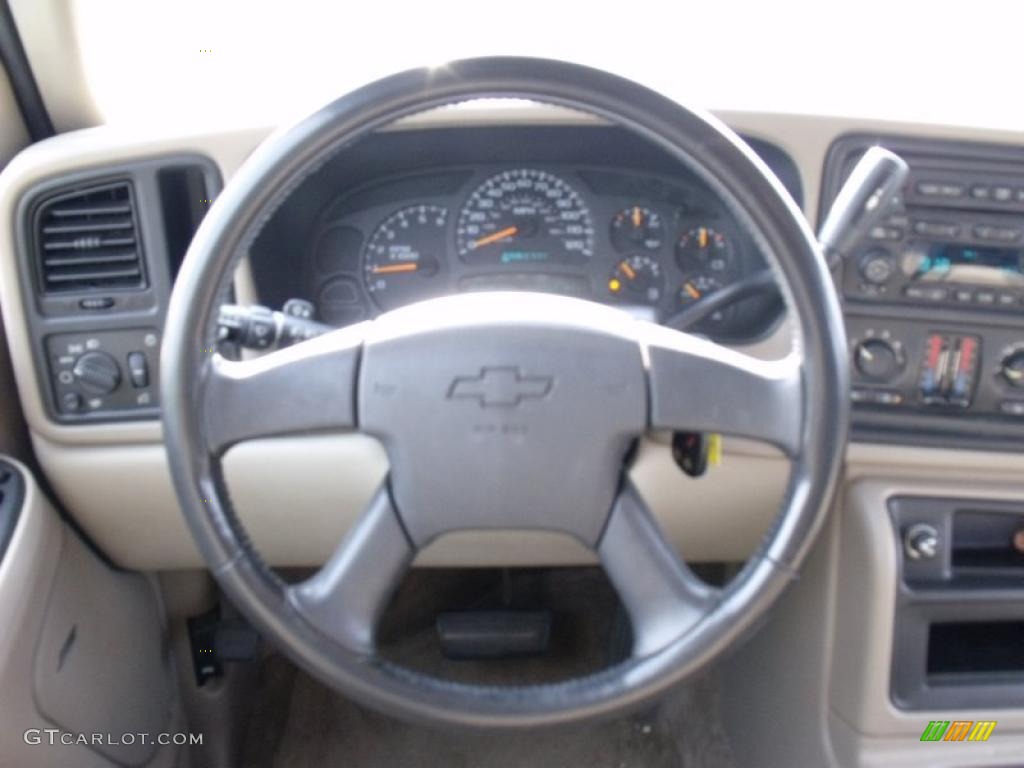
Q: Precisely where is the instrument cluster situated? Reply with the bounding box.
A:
[305,164,776,339]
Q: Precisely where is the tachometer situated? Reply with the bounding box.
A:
[456,169,594,265]
[363,204,447,312]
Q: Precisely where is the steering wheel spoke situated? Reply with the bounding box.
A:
[287,486,414,655]
[200,323,366,455]
[600,482,720,658]
[642,324,803,457]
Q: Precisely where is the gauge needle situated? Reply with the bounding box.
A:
[619,261,637,280]
[698,227,708,248]
[472,225,519,248]
[683,283,701,299]
[372,262,419,274]
[631,206,643,229]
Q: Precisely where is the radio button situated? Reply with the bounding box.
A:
[975,290,997,305]
[993,186,1014,202]
[971,185,992,200]
[1000,400,1024,416]
[913,220,960,238]
[868,226,903,241]
[998,292,1018,307]
[917,181,963,198]
[904,285,947,301]
[973,224,1020,243]
[953,288,974,303]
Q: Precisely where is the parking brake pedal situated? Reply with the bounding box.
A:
[188,609,261,685]
[437,610,551,660]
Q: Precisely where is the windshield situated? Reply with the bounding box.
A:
[72,0,1019,129]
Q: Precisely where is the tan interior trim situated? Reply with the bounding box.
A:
[4,104,1024,574]
[0,458,181,767]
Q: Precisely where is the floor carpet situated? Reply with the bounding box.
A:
[240,568,737,767]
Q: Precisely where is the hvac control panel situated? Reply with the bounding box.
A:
[847,317,1024,418]
[45,328,161,420]
[825,135,1024,449]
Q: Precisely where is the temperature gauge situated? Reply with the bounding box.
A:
[676,226,735,275]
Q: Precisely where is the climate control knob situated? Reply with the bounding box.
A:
[1000,347,1024,388]
[854,338,903,381]
[859,249,896,285]
[72,351,122,395]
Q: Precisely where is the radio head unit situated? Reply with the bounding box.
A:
[843,214,1024,310]
[823,135,1024,450]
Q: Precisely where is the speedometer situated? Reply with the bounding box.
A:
[456,169,594,266]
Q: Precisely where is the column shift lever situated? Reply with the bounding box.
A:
[818,146,910,269]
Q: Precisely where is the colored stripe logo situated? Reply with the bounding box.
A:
[920,720,997,742]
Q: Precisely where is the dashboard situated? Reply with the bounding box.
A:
[248,125,798,343]
[4,93,1024,767]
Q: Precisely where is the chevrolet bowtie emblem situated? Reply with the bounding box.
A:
[448,367,553,408]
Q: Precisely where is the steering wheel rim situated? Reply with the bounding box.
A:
[161,57,848,727]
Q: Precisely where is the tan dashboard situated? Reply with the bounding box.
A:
[2,105,1024,572]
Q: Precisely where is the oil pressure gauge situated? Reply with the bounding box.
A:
[608,254,663,304]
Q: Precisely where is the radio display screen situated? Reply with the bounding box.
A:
[902,243,1024,287]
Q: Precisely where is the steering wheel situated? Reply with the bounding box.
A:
[162,57,847,727]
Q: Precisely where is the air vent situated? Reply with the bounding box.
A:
[34,181,145,294]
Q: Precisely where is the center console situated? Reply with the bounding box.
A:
[823,136,1024,450]
[889,496,1024,709]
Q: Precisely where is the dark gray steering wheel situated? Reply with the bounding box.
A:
[161,57,848,727]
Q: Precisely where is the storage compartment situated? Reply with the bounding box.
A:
[927,620,1024,679]
[953,510,1024,576]
[890,496,1024,709]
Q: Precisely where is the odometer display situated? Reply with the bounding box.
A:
[456,169,594,266]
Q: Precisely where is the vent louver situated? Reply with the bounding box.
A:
[34,181,145,294]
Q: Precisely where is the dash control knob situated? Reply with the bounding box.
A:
[72,351,121,394]
[854,338,903,381]
[904,523,940,561]
[859,249,896,285]
[1000,347,1024,388]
